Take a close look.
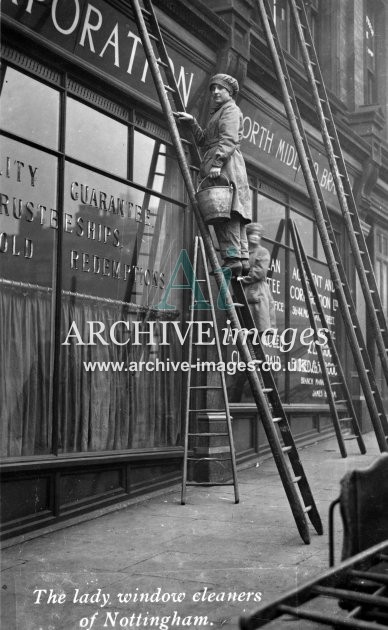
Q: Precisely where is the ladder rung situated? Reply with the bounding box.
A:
[331,382,342,386]
[304,505,312,513]
[273,417,283,423]
[141,7,152,16]
[263,388,274,393]
[186,482,234,487]
[293,476,302,483]
[157,59,169,68]
[188,432,229,437]
[335,400,347,404]
[148,32,159,41]
[282,445,292,453]
[190,386,223,390]
[189,409,226,413]
[164,84,176,93]
[339,417,352,422]
[231,302,245,307]
[187,457,231,462]
[344,436,358,441]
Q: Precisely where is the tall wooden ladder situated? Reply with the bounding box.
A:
[257,0,388,452]
[131,0,323,544]
[181,236,239,505]
[287,0,388,388]
[231,279,323,538]
[288,219,366,458]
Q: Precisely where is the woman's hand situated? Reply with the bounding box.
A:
[175,112,194,122]
[208,167,222,179]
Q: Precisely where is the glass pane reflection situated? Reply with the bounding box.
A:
[291,211,314,257]
[0,137,55,457]
[257,194,285,241]
[63,162,184,307]
[133,131,184,201]
[61,163,185,454]
[66,98,127,178]
[0,66,59,149]
[0,136,57,286]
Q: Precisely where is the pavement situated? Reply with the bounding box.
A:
[0,430,383,630]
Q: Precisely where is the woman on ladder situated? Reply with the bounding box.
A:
[177,73,252,277]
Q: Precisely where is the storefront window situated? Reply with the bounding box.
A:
[288,254,337,404]
[66,98,128,178]
[1,58,187,459]
[257,194,285,241]
[237,185,335,406]
[133,130,185,201]
[0,137,57,456]
[291,210,314,257]
[0,66,59,149]
[60,165,185,453]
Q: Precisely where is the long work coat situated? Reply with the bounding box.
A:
[242,245,276,332]
[190,100,252,222]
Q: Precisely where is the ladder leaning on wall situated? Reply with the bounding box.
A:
[130,0,324,545]
[288,219,366,459]
[256,0,388,452]
[288,0,388,388]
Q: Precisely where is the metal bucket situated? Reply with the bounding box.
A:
[195,174,234,225]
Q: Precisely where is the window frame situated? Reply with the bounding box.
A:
[0,53,188,459]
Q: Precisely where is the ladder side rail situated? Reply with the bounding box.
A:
[288,0,388,383]
[304,167,388,437]
[198,237,240,504]
[292,224,366,455]
[268,218,286,279]
[288,220,347,457]
[257,0,388,451]
[307,160,388,440]
[181,236,201,505]
[132,0,317,543]
[290,220,366,455]
[232,281,323,534]
[142,0,202,168]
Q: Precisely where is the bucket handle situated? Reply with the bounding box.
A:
[197,173,232,193]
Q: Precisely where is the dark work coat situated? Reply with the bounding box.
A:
[241,244,276,332]
[190,100,252,222]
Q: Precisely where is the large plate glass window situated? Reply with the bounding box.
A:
[1,120,58,457]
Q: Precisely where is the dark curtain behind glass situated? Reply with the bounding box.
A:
[1,286,182,456]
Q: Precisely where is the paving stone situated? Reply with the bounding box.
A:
[0,432,382,630]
